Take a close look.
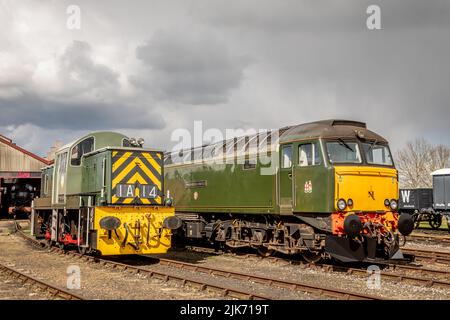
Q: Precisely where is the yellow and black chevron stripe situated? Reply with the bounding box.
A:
[111,150,163,205]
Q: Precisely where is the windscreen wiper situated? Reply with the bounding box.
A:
[368,139,378,151]
[338,138,354,152]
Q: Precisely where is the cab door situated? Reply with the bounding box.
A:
[293,140,333,213]
[52,151,68,205]
[279,144,294,214]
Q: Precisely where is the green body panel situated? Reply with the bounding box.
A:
[52,132,127,206]
[279,144,293,213]
[294,165,335,213]
[40,166,54,198]
[47,129,165,209]
[165,140,335,215]
[165,158,276,214]
[65,132,127,197]
[81,150,111,206]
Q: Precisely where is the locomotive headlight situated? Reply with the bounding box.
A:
[337,199,347,211]
[137,137,145,146]
[389,199,398,211]
[384,199,390,207]
[347,199,354,207]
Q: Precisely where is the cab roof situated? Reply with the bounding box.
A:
[279,119,388,144]
[55,131,129,154]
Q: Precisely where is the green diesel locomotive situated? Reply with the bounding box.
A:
[164,120,414,262]
[32,131,176,255]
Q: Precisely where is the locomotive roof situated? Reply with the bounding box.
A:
[55,131,129,153]
[279,119,388,144]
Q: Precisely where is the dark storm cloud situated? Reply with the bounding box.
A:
[1,0,450,155]
[0,40,165,131]
[0,93,165,130]
[190,0,450,149]
[58,40,119,97]
[196,0,450,32]
[131,29,251,105]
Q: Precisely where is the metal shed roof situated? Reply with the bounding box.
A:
[431,168,450,176]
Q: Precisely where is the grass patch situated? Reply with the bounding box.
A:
[417,217,449,230]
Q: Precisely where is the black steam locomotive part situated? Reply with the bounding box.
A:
[6,182,37,218]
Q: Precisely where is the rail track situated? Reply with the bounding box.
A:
[128,255,384,300]
[402,247,450,266]
[155,255,450,290]
[407,233,450,244]
[14,227,271,300]
[12,223,450,299]
[13,224,382,300]
[0,261,85,300]
[180,245,450,289]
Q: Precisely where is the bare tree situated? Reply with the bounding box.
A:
[430,144,450,170]
[396,139,450,188]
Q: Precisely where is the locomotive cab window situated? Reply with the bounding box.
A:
[281,145,292,168]
[298,142,321,166]
[362,143,393,166]
[326,140,361,164]
[70,137,94,166]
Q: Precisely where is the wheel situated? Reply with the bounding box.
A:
[45,239,53,248]
[398,235,407,247]
[445,215,450,233]
[302,251,322,263]
[77,246,90,255]
[257,247,275,258]
[412,213,421,229]
[429,214,442,230]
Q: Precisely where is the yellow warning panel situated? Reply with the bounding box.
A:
[93,206,174,255]
[111,150,163,205]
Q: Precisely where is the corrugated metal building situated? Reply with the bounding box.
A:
[0,134,51,217]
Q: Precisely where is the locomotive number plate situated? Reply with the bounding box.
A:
[115,184,158,198]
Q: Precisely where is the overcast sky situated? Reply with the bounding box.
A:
[1,0,449,157]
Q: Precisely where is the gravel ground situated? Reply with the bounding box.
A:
[412,229,450,236]
[0,271,58,300]
[1,219,448,300]
[0,233,315,300]
[404,242,450,252]
[111,255,317,300]
[153,249,450,300]
[0,234,229,300]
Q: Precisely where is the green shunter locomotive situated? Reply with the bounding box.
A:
[32,131,177,255]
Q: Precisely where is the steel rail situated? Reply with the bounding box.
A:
[14,224,380,300]
[184,246,450,289]
[151,257,382,300]
[13,225,270,300]
[0,262,85,300]
[408,233,450,244]
[17,223,448,298]
[401,248,450,265]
